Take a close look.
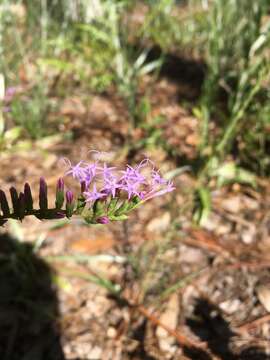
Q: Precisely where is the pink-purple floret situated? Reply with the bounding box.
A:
[66,190,74,204]
[96,216,110,224]
[64,158,175,204]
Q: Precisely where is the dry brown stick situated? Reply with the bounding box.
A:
[220,261,270,271]
[137,304,201,348]
[184,229,232,259]
[136,304,223,360]
[236,314,270,334]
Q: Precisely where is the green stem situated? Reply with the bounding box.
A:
[0,208,68,223]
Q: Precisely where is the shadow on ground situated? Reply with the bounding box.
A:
[147,46,206,102]
[185,298,270,360]
[2,231,270,360]
[0,232,65,360]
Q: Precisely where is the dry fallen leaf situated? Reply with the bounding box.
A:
[70,235,116,254]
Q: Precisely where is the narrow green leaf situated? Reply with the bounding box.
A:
[107,197,119,214]
[93,199,105,217]
[109,214,128,221]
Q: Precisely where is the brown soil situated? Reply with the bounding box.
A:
[1,58,270,360]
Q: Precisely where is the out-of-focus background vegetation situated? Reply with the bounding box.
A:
[1,1,270,359]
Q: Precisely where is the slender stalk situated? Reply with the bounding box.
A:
[0,208,67,223]
[216,67,266,157]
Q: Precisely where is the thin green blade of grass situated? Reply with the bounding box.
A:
[62,269,121,295]
[159,266,208,301]
[47,258,122,295]
[45,254,126,264]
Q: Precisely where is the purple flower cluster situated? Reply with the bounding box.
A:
[63,157,175,204]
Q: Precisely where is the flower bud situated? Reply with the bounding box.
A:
[96,216,109,224]
[18,192,26,220]
[65,190,75,218]
[24,183,33,211]
[39,177,48,210]
[10,187,19,215]
[0,190,10,216]
[66,190,73,204]
[55,178,64,209]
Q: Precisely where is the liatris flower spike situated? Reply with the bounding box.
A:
[0,157,175,226]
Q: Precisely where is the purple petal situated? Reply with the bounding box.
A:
[66,190,74,204]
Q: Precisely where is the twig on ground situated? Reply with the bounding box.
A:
[184,229,233,259]
[236,314,270,334]
[135,303,215,355]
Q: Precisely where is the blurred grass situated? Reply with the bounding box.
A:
[0,0,270,215]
